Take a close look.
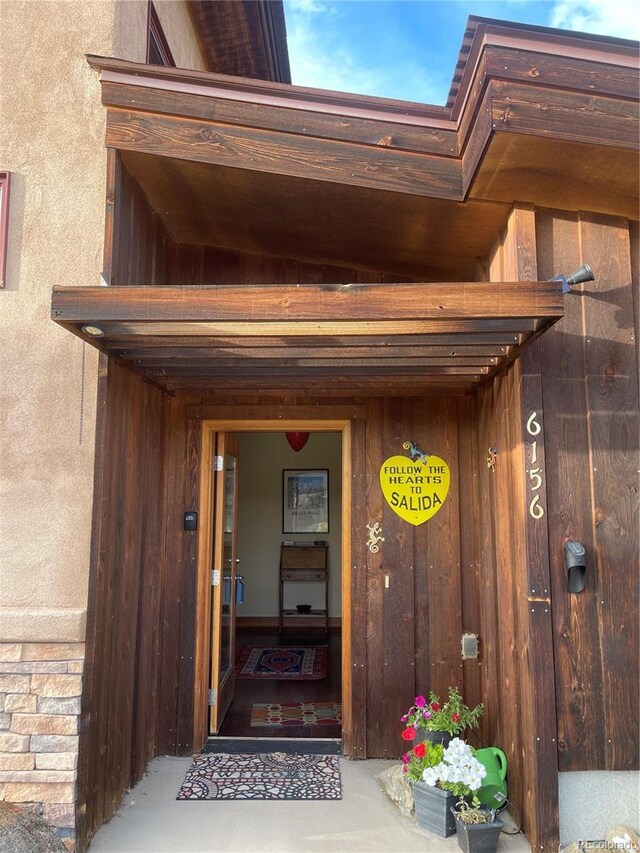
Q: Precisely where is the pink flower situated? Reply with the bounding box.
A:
[414,695,427,707]
[422,710,432,719]
[401,752,410,764]
[400,714,407,723]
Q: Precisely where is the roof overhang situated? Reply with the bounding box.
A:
[56,19,635,394]
[84,19,638,281]
[52,281,564,395]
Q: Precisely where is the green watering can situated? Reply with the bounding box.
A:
[475,747,508,810]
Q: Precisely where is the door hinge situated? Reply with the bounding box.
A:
[211,570,220,586]
[208,689,217,706]
[214,455,223,471]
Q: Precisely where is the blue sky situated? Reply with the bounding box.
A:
[283,0,639,104]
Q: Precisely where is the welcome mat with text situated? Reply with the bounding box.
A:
[176,752,341,800]
[234,646,327,680]
[250,701,342,727]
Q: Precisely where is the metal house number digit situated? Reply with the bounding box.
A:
[526,412,545,520]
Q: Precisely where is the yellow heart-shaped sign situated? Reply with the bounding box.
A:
[379,454,450,526]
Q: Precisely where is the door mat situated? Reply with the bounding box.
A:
[235,646,327,680]
[250,701,342,727]
[176,752,341,800]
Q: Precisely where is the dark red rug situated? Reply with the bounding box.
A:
[234,646,327,680]
[250,701,342,727]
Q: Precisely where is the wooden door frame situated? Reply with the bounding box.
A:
[193,418,352,750]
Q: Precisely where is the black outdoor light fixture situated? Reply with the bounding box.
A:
[551,263,595,294]
[565,540,587,593]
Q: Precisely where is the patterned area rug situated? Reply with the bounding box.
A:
[250,701,342,727]
[176,752,341,800]
[234,646,327,680]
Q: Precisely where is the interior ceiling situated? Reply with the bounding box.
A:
[120,150,512,281]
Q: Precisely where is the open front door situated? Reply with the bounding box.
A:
[209,433,239,734]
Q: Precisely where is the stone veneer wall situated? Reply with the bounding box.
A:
[0,643,84,851]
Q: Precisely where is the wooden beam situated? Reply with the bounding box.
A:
[143,365,490,377]
[52,282,564,323]
[100,81,459,158]
[116,344,508,360]
[489,81,639,150]
[161,375,474,393]
[484,45,640,101]
[126,357,498,370]
[107,332,524,348]
[104,109,462,199]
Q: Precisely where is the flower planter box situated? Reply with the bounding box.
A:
[453,811,504,853]
[412,781,456,837]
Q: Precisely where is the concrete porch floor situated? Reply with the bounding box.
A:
[88,755,532,852]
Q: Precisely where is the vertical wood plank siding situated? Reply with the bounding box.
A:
[78,361,165,848]
[81,169,637,853]
[536,209,639,772]
[111,157,412,287]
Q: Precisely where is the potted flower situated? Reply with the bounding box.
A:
[411,737,487,838]
[401,738,453,836]
[401,687,484,748]
[452,799,504,853]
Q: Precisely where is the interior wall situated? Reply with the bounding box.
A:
[234,431,342,619]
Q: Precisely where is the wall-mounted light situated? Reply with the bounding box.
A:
[286,432,310,452]
[565,540,586,593]
[81,324,104,337]
[551,264,595,295]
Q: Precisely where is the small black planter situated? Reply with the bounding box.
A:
[452,808,505,853]
[413,729,452,749]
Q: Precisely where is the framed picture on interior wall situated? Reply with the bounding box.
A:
[282,469,329,533]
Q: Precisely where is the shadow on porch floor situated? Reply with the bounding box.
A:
[88,755,532,852]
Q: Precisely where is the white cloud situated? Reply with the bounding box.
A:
[283,0,639,106]
[287,0,336,15]
[549,0,640,40]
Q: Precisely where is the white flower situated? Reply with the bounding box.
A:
[422,765,442,786]
[423,738,487,792]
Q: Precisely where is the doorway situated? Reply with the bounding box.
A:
[194,420,352,750]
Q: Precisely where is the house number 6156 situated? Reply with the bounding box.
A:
[526,412,545,520]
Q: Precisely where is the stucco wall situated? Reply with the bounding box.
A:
[0,3,203,845]
[0,0,202,644]
[0,0,119,643]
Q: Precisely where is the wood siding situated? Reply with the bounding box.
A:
[77,360,165,851]
[535,208,639,772]
[109,155,413,287]
[80,171,638,853]
[471,205,640,850]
